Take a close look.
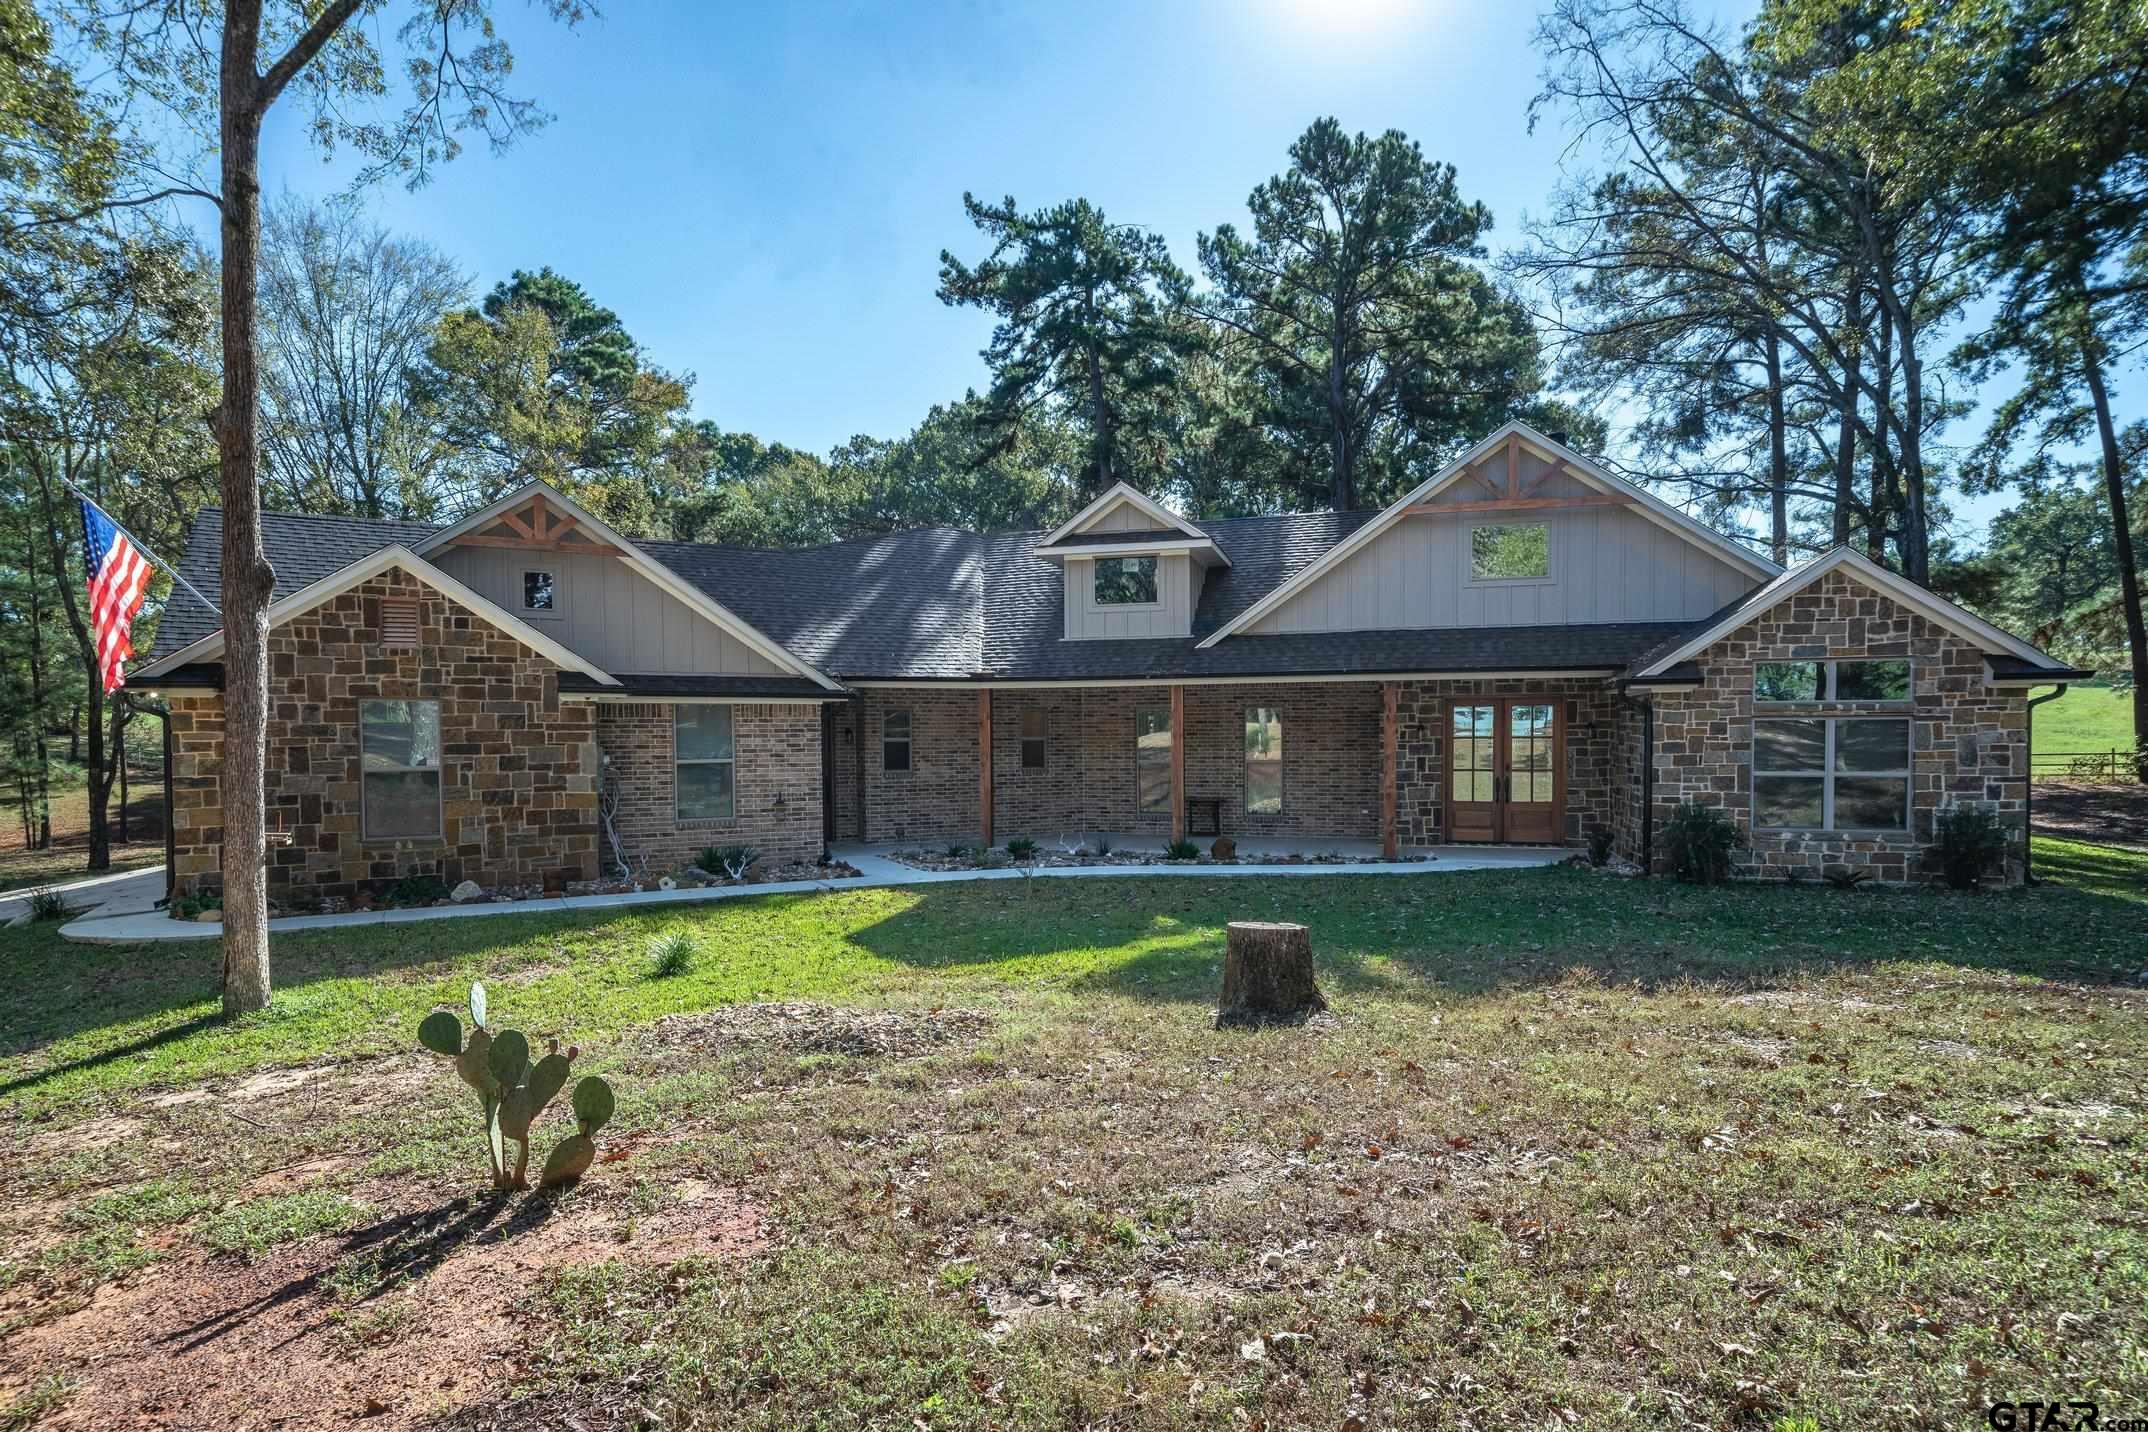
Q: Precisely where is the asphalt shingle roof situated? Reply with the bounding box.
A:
[145,503,1708,686]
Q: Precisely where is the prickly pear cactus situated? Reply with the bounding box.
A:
[417,983,617,1192]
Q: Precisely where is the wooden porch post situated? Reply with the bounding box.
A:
[1380,681,1399,859]
[1170,683,1186,845]
[978,688,995,847]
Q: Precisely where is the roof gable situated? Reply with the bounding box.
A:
[416,482,841,689]
[1197,423,1782,649]
[133,546,620,687]
[1040,482,1208,546]
[1632,546,2065,676]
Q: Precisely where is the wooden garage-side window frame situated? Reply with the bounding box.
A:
[883,709,913,773]
[360,699,443,841]
[1020,708,1047,769]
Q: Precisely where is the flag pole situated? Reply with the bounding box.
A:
[60,474,220,614]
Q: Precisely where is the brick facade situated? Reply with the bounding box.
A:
[592,702,825,870]
[1629,568,2028,884]
[829,680,1620,851]
[168,566,602,902]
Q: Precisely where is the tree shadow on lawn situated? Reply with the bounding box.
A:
[843,862,2148,1004]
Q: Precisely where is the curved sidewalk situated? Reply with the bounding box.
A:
[57,843,1567,945]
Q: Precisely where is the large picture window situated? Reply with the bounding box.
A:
[361,699,442,840]
[676,706,735,821]
[1470,524,1550,581]
[1094,556,1159,605]
[1755,659,1911,703]
[1754,717,1910,831]
[1244,707,1283,815]
[882,709,912,772]
[1135,706,1172,812]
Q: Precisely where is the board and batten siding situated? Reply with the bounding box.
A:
[1076,499,1170,534]
[432,546,784,675]
[1245,499,1757,636]
[1063,552,1195,639]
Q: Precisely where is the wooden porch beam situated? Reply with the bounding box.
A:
[1505,435,1520,498]
[1404,493,1636,516]
[1169,683,1186,845]
[978,688,995,847]
[1380,682,1399,860]
[439,533,625,555]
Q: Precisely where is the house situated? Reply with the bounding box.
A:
[134,422,2086,900]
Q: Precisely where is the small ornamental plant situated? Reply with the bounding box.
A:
[417,982,616,1191]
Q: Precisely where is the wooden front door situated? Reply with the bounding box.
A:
[1447,698,1564,844]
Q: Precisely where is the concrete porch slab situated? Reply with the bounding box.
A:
[57,843,1568,945]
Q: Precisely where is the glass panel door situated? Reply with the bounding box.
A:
[1503,701,1560,842]
[1449,704,1498,841]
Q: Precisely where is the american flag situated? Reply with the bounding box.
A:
[82,498,153,693]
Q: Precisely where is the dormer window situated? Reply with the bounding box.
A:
[1094,556,1159,605]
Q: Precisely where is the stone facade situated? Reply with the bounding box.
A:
[168,566,602,901]
[593,702,825,870]
[829,679,1620,850]
[1630,568,2028,884]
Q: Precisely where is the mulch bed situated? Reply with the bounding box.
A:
[2033,779,2148,850]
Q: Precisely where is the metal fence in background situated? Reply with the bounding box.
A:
[2031,749,2145,783]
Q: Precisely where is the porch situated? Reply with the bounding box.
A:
[826,678,1626,857]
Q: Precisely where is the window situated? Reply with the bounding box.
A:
[1470,524,1550,581]
[1756,659,1911,703]
[1094,556,1159,605]
[1244,707,1283,815]
[1020,708,1047,769]
[1753,717,1909,831]
[360,699,441,840]
[522,570,557,613]
[675,706,735,821]
[1135,706,1172,811]
[882,709,912,772]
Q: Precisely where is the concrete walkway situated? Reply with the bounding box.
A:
[2,865,165,926]
[57,842,1567,945]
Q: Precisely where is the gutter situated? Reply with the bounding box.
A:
[2023,683,2069,885]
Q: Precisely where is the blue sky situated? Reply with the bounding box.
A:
[262,0,2036,541]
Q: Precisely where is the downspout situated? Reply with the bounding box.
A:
[162,710,176,907]
[1641,699,1656,876]
[2023,684,2068,885]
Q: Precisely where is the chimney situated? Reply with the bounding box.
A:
[1548,430,1571,447]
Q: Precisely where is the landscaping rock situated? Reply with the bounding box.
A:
[193,909,223,924]
[1211,836,1237,859]
[449,880,484,903]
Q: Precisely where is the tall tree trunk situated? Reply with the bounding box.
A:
[1083,341,1113,496]
[1764,333,1789,565]
[218,1,278,1015]
[2082,341,2148,782]
[1832,281,1862,548]
[25,532,51,850]
[1328,318,1351,510]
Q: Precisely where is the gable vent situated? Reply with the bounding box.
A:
[380,598,419,648]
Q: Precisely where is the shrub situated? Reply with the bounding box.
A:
[1004,836,1039,860]
[27,889,70,922]
[385,874,451,907]
[649,930,696,978]
[1092,833,1113,856]
[697,844,759,880]
[1824,866,1871,891]
[1931,805,2010,890]
[168,889,222,921]
[1163,838,1201,860]
[1585,827,1615,868]
[944,843,968,859]
[417,982,616,1191]
[1662,800,1744,884]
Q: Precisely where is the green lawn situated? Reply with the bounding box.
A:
[2,844,2144,1428]
[2032,681,2138,756]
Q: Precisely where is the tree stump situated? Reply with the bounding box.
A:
[1215,921,1328,1028]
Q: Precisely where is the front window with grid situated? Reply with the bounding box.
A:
[1753,717,1910,831]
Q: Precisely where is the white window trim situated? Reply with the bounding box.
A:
[1467,522,1554,586]
[674,706,736,823]
[1093,555,1163,609]
[1754,658,1915,704]
[882,709,914,774]
[360,699,444,843]
[520,567,564,620]
[1752,715,1912,833]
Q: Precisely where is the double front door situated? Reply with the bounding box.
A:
[1448,699,1563,844]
